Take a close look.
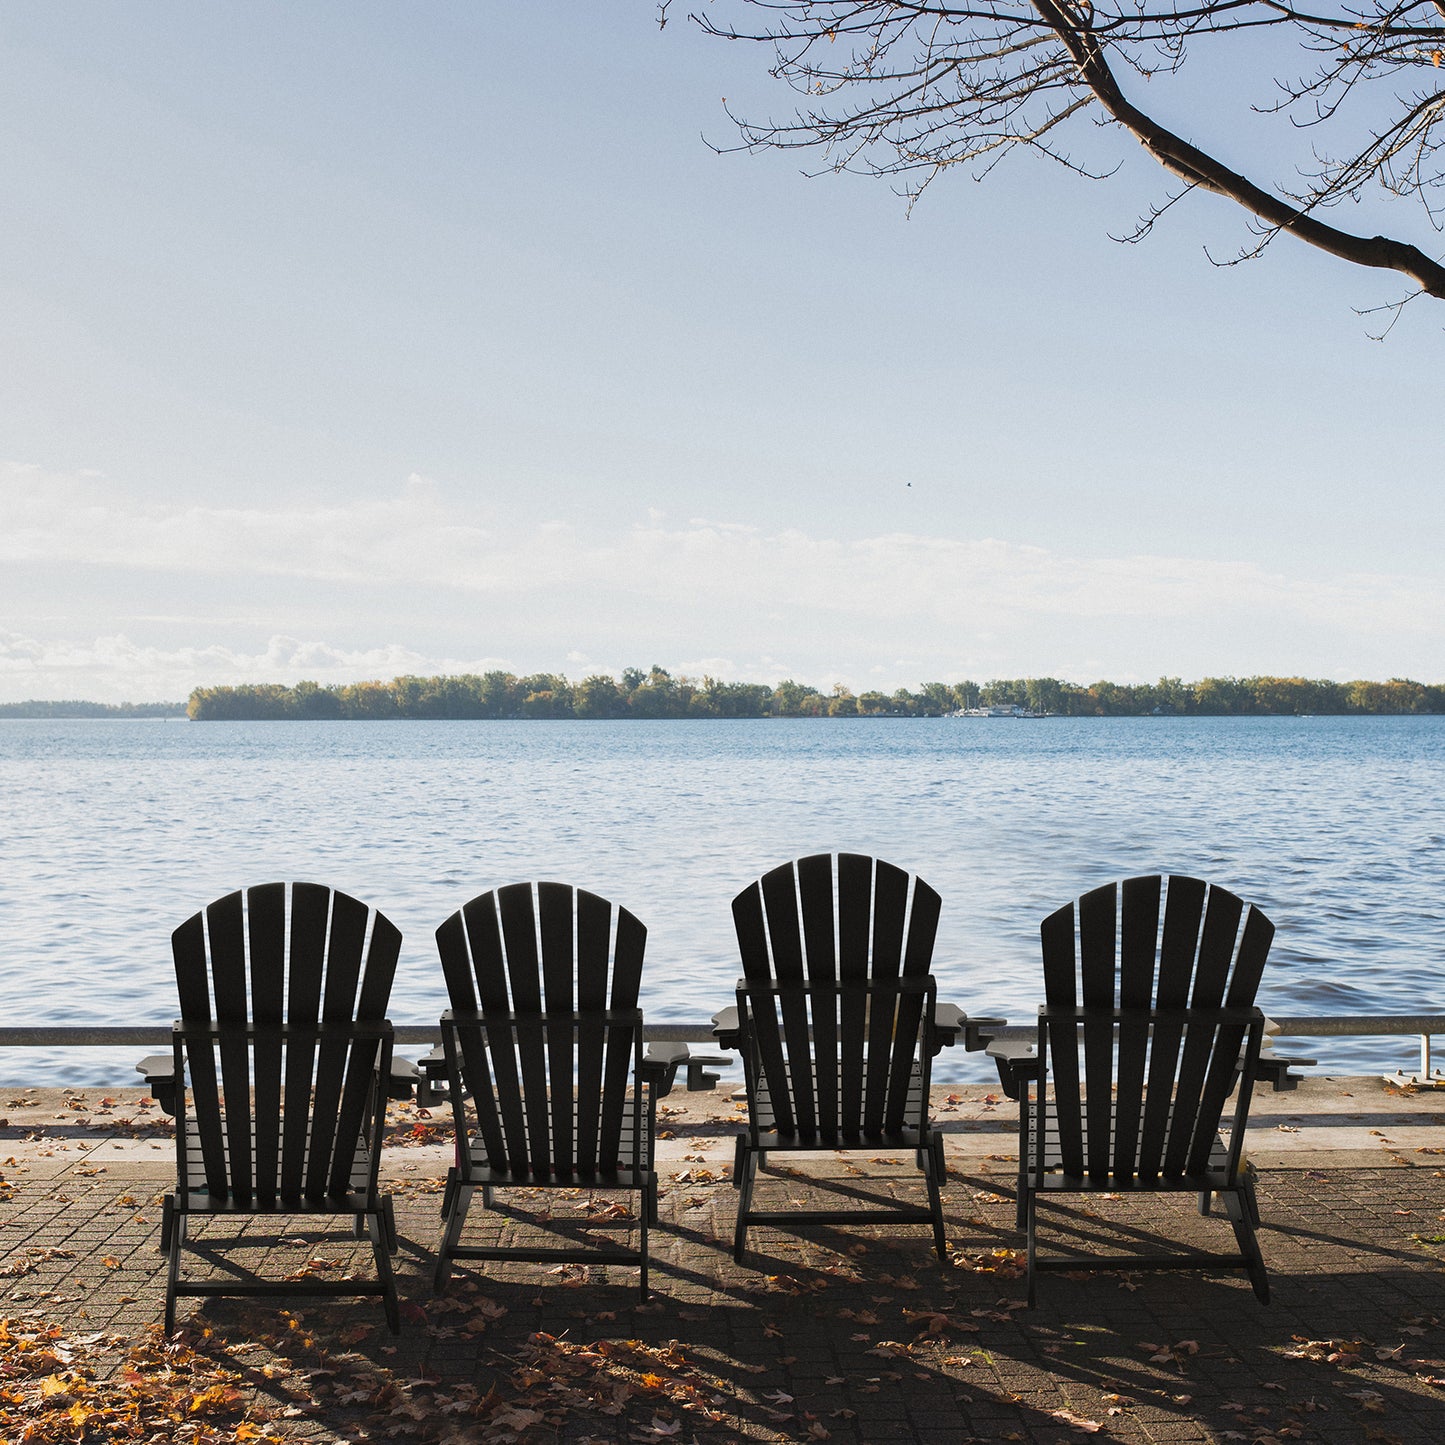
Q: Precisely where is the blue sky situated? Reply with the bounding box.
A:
[1,3,1440,702]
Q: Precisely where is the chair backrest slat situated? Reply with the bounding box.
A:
[467,897,529,1170]
[1112,876,1162,1174]
[497,885,553,1173]
[206,892,255,1202]
[1039,901,1084,1177]
[1155,876,1206,1006]
[1227,906,1275,1007]
[571,890,615,1169]
[247,882,287,1198]
[538,883,577,1169]
[760,862,814,1138]
[835,855,873,1130]
[733,870,795,1136]
[1077,883,1118,1179]
[1076,883,1116,1008]
[331,908,401,1195]
[172,909,227,1197]
[883,869,940,1133]
[863,861,907,1134]
[1165,886,1247,1171]
[600,905,647,1166]
[282,884,329,1199]
[308,891,367,1193]
[1193,885,1244,1008]
[795,855,840,1139]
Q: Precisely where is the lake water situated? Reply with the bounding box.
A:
[1,715,1441,1085]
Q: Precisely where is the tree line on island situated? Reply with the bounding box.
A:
[182,670,1445,720]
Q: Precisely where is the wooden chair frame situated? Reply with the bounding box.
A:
[718,854,985,1264]
[994,875,1279,1305]
[158,883,402,1334]
[432,883,664,1298]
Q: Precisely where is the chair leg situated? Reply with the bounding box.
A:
[159,1195,174,1254]
[1223,1188,1270,1303]
[731,1135,745,1191]
[367,1208,401,1333]
[639,1187,650,1302]
[1242,1166,1262,1229]
[434,1180,476,1291]
[733,1146,757,1263]
[1198,1190,1213,1217]
[1015,1089,1033,1233]
[925,1135,947,1262]
[383,1195,398,1253]
[1024,1192,1038,1309]
[164,1212,185,1335]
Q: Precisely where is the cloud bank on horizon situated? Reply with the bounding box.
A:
[3,463,1437,704]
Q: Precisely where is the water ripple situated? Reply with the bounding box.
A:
[1,715,1442,1084]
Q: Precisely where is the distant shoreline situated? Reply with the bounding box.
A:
[105,669,1445,720]
[7,670,1443,722]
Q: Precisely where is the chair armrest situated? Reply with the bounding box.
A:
[136,1054,178,1116]
[641,1041,733,1094]
[712,1005,743,1050]
[933,1004,1007,1052]
[986,1036,1041,1101]
[1253,1047,1316,1093]
[386,1055,419,1101]
[414,1043,449,1107]
[641,1042,690,1100]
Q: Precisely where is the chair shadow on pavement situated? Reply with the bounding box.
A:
[3,1162,1445,1443]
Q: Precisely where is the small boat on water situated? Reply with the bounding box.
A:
[947,704,1050,718]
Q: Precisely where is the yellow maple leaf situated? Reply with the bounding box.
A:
[188,1383,242,1415]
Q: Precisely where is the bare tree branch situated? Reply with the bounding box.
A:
[690,0,1445,302]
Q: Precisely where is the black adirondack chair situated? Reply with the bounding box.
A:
[150,883,402,1334]
[990,875,1302,1305]
[432,882,671,1297]
[716,853,1002,1263]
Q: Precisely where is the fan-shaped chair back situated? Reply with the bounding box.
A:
[171,881,401,1205]
[1039,874,1272,1184]
[731,852,942,1144]
[435,881,647,1180]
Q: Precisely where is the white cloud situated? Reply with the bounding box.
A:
[0,462,490,586]
[0,630,514,704]
[2,459,1440,700]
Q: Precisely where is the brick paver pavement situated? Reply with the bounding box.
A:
[1,1084,1443,1442]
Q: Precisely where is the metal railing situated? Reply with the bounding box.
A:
[4,1015,1445,1083]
